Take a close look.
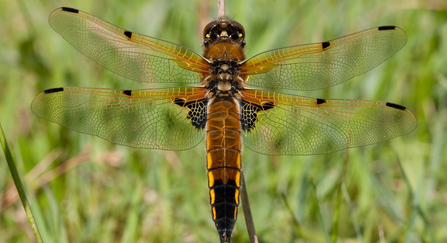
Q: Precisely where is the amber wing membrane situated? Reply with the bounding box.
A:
[31,87,207,150]
[241,89,417,155]
[49,7,209,84]
[241,26,406,91]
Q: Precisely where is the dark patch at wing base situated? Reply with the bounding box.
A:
[322,41,330,49]
[378,26,396,31]
[173,98,208,129]
[61,7,79,13]
[173,98,186,106]
[386,102,406,110]
[44,87,64,94]
[241,100,274,132]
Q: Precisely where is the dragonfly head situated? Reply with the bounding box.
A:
[203,17,245,47]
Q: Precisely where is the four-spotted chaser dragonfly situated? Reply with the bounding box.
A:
[32,7,417,242]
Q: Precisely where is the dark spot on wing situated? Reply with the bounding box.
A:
[124,31,132,39]
[173,98,208,129]
[173,98,185,107]
[44,87,64,94]
[61,7,79,13]
[123,90,132,96]
[322,41,330,49]
[378,26,396,31]
[316,98,326,105]
[241,100,275,132]
[386,102,406,110]
[262,102,275,111]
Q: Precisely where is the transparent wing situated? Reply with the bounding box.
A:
[241,26,406,91]
[31,87,208,150]
[241,89,417,155]
[49,7,209,84]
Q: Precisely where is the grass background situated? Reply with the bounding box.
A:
[1,0,446,242]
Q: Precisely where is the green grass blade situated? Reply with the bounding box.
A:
[122,181,143,243]
[341,184,363,242]
[395,151,437,243]
[331,150,349,242]
[0,122,43,243]
[281,193,304,240]
[241,172,258,243]
[311,176,331,243]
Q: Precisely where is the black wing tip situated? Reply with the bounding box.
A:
[322,41,331,49]
[44,87,64,94]
[378,26,396,31]
[386,102,406,110]
[124,31,133,38]
[61,7,79,13]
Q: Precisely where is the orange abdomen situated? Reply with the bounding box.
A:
[206,96,242,239]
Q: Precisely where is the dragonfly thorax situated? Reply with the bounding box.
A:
[202,59,246,97]
[217,81,231,91]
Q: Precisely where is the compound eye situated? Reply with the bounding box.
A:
[232,32,243,40]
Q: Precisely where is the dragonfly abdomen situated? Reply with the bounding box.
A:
[206,96,242,242]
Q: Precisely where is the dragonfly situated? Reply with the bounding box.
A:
[32,7,417,243]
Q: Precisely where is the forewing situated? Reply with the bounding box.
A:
[49,7,209,84]
[241,89,417,155]
[241,26,406,91]
[31,87,207,150]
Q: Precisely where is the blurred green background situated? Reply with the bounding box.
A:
[1,0,446,242]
